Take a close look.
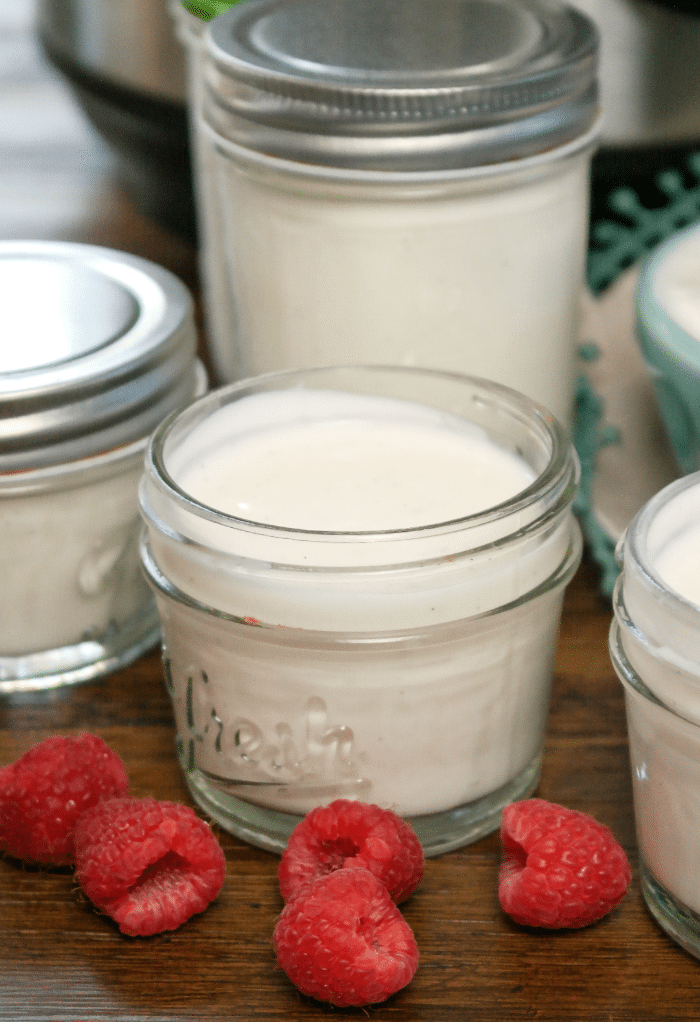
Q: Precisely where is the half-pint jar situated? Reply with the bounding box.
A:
[0,241,205,693]
[139,365,582,854]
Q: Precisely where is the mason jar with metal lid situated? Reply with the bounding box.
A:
[193,0,600,425]
[0,240,206,693]
[139,365,582,854]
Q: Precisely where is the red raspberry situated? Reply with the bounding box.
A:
[73,796,226,936]
[0,734,129,865]
[274,867,419,1007]
[278,799,424,905]
[498,798,631,929]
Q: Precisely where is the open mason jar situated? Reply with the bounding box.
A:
[140,366,581,854]
[611,472,700,959]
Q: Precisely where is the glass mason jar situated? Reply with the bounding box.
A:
[188,0,600,425]
[139,366,582,854]
[610,472,700,959]
[170,0,240,385]
[0,241,205,693]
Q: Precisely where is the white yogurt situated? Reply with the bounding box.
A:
[655,519,700,608]
[0,442,154,664]
[140,369,581,851]
[191,0,599,424]
[199,141,592,425]
[612,472,700,939]
[172,390,536,532]
[621,679,700,919]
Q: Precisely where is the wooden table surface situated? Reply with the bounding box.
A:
[3,6,700,1020]
[4,561,697,1022]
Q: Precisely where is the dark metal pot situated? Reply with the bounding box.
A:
[36,0,700,235]
[36,0,195,239]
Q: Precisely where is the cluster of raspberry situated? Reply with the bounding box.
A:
[0,734,225,936]
[0,735,631,1008]
[271,795,631,1007]
[274,800,425,1007]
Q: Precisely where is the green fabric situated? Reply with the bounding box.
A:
[182,0,245,19]
[572,359,620,600]
[588,154,700,295]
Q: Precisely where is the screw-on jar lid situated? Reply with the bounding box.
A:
[0,241,199,472]
[204,0,599,171]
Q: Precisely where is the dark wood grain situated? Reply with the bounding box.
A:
[4,560,699,1022]
[4,7,700,1019]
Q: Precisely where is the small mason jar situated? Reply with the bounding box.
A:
[139,365,581,854]
[610,472,700,959]
[0,241,205,693]
[190,0,600,425]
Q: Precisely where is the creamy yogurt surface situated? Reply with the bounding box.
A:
[168,389,536,532]
[654,519,700,607]
[144,377,580,826]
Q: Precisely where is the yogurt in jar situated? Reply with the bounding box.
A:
[0,443,151,660]
[654,520,700,607]
[612,472,700,943]
[202,153,593,425]
[173,389,535,533]
[140,368,581,852]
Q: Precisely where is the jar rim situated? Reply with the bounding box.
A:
[144,365,577,547]
[609,610,700,737]
[624,471,700,621]
[610,614,676,715]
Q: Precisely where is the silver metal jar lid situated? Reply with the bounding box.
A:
[204,0,599,171]
[0,241,198,472]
